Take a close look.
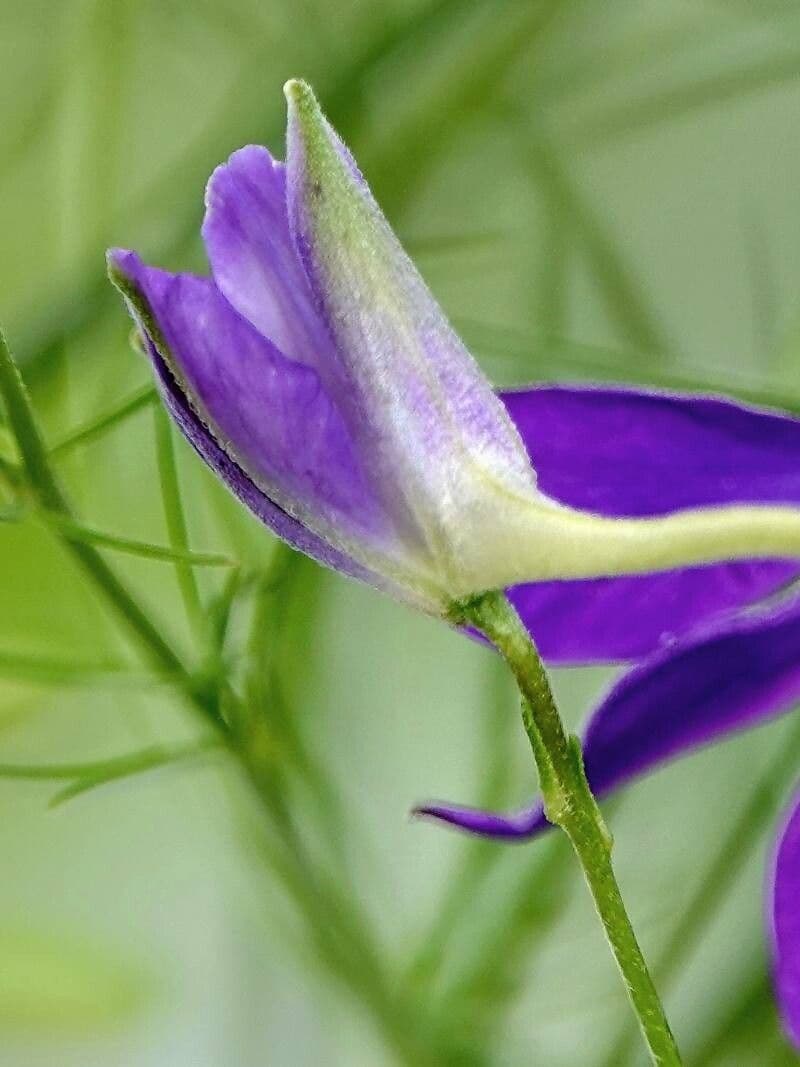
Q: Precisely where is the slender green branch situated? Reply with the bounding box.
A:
[440,834,574,1024]
[0,649,180,688]
[0,454,22,490]
[0,737,220,807]
[0,321,454,1065]
[153,407,206,637]
[0,324,188,681]
[227,679,452,1067]
[510,104,672,356]
[406,657,517,989]
[453,591,682,1067]
[48,738,221,806]
[49,384,156,457]
[36,508,236,566]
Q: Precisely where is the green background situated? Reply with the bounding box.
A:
[0,1,799,1063]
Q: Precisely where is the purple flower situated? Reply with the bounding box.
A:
[109,79,549,613]
[107,80,800,1041]
[109,80,800,618]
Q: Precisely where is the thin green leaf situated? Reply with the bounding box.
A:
[570,49,800,147]
[533,155,571,339]
[153,407,204,635]
[741,204,780,364]
[441,836,574,1029]
[47,737,221,806]
[0,327,63,510]
[0,649,181,689]
[167,0,281,50]
[37,510,236,567]
[208,566,247,655]
[0,325,187,678]
[404,229,509,258]
[0,446,22,488]
[0,738,218,806]
[510,106,673,356]
[0,738,215,782]
[49,385,156,458]
[0,77,60,176]
[405,657,517,990]
[536,14,708,108]
[19,0,468,387]
[362,0,565,218]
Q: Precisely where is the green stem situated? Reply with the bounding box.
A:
[0,324,447,1065]
[49,383,156,457]
[228,690,451,1067]
[0,324,190,684]
[514,106,672,356]
[34,508,235,566]
[153,406,205,640]
[453,591,682,1067]
[440,832,574,1025]
[0,738,219,782]
[406,657,516,990]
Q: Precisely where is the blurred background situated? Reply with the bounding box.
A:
[0,1,799,1064]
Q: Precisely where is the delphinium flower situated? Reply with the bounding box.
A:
[421,521,800,1048]
[108,79,800,1065]
[109,85,800,616]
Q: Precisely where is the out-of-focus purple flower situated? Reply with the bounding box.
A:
[109,80,800,620]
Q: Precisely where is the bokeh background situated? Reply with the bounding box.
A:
[0,1,799,1064]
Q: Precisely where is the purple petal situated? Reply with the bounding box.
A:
[106,249,426,600]
[769,788,800,1050]
[415,799,546,841]
[503,384,800,514]
[503,385,800,663]
[284,81,541,568]
[109,249,386,546]
[419,592,800,839]
[202,146,345,394]
[580,596,800,794]
[150,333,378,584]
[131,305,379,585]
[508,566,797,665]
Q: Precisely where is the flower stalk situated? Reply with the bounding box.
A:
[451,590,682,1067]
